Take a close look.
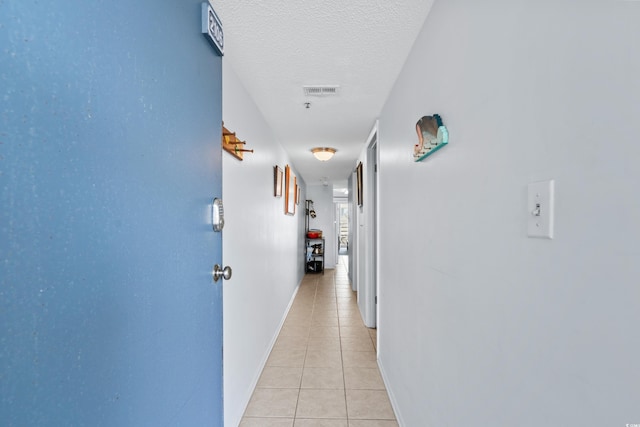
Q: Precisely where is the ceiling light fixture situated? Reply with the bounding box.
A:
[311,147,336,161]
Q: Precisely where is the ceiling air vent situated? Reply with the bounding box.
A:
[303,85,340,96]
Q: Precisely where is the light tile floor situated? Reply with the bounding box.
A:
[239,257,398,427]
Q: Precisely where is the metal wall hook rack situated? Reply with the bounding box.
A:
[305,199,316,231]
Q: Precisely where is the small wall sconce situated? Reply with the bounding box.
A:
[311,147,336,161]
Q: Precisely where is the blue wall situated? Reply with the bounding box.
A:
[1,1,224,424]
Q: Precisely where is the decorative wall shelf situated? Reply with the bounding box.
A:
[222,123,254,161]
[413,114,448,162]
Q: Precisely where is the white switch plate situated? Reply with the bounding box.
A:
[527,180,554,239]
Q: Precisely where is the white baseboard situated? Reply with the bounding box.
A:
[230,278,303,427]
[377,357,405,427]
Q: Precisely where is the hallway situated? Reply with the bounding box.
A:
[239,258,397,427]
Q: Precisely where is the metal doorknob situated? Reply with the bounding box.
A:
[212,264,232,282]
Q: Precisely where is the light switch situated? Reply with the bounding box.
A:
[527,180,554,239]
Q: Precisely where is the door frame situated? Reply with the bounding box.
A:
[357,121,379,328]
[348,173,356,290]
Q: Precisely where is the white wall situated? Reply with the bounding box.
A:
[222,60,306,427]
[306,184,336,269]
[377,2,640,426]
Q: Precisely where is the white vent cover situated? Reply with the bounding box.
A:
[303,85,340,96]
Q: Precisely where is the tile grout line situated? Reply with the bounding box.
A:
[293,276,316,422]
[335,266,351,424]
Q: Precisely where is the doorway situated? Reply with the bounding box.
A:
[337,202,349,255]
[356,123,379,329]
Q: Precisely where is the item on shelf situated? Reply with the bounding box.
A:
[413,113,448,162]
[306,261,323,272]
[305,237,325,274]
[307,229,322,239]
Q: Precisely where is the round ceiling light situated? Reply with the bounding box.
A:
[311,147,336,161]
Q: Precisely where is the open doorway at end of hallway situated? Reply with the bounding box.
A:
[337,202,349,256]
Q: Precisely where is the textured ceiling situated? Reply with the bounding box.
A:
[213,0,434,188]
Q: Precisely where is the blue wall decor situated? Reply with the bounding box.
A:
[414,114,449,161]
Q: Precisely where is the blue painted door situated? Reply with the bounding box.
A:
[1,1,224,425]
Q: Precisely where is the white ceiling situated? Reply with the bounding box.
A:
[213,0,434,188]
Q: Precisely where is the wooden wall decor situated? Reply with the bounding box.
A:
[274,166,283,197]
[222,123,254,161]
[285,165,296,215]
[356,162,363,207]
